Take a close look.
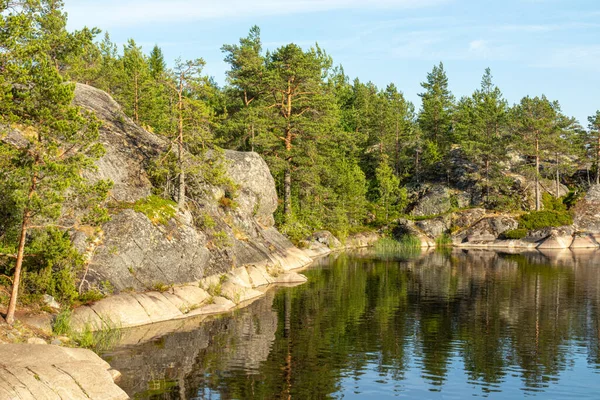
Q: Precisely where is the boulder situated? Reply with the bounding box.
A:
[462,216,519,243]
[410,185,452,217]
[574,185,600,232]
[345,232,379,248]
[570,233,600,249]
[415,215,451,238]
[394,219,435,248]
[537,230,574,249]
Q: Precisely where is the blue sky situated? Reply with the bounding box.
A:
[64,0,600,126]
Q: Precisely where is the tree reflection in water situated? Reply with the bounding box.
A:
[104,249,600,399]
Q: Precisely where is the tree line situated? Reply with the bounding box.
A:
[1,1,600,323]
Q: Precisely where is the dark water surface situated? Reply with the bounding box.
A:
[103,249,600,399]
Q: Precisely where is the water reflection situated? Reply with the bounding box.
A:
[104,249,600,399]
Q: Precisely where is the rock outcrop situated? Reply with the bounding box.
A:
[70,83,313,292]
[574,184,600,233]
[0,344,127,400]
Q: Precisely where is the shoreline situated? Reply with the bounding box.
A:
[70,232,379,333]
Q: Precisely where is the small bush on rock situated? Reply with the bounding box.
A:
[518,211,572,230]
[133,195,177,225]
[502,229,528,240]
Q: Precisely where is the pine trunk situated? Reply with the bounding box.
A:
[596,131,600,185]
[556,152,560,198]
[5,173,37,325]
[134,74,139,123]
[535,136,540,211]
[177,86,185,210]
[283,83,293,222]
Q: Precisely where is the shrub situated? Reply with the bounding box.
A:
[542,193,567,212]
[518,210,573,230]
[502,229,528,240]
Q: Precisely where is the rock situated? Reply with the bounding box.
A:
[225,151,278,228]
[574,185,600,232]
[0,344,128,400]
[394,219,435,248]
[301,230,342,258]
[51,338,63,346]
[463,216,519,242]
[227,267,253,288]
[246,265,273,287]
[220,281,263,304]
[17,313,53,335]
[415,216,451,238]
[345,232,379,248]
[42,294,61,310]
[571,233,600,249]
[70,83,313,294]
[87,209,210,292]
[26,337,47,345]
[272,272,308,284]
[537,230,574,249]
[410,185,452,216]
[452,208,486,230]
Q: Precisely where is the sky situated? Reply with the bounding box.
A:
[64,0,600,126]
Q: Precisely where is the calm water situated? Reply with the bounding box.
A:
[103,249,600,399]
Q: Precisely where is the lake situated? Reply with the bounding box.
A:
[103,248,600,399]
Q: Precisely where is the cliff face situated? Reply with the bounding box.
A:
[71,83,311,292]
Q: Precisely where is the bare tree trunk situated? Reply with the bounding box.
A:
[596,131,600,185]
[283,84,293,222]
[5,173,37,325]
[177,86,185,210]
[395,118,400,175]
[415,149,420,184]
[555,152,560,198]
[134,74,139,123]
[485,159,490,204]
[535,136,541,211]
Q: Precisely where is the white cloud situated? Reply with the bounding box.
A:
[65,0,450,28]
[534,45,600,70]
[469,39,487,51]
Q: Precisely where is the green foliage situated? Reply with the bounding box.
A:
[541,192,567,212]
[21,229,83,305]
[133,195,177,225]
[502,229,529,240]
[435,233,452,246]
[518,211,573,230]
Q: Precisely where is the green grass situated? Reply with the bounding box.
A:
[374,237,422,259]
[435,233,452,246]
[52,309,73,336]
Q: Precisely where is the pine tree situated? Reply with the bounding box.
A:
[0,0,106,324]
[418,62,455,149]
[121,39,150,124]
[455,68,509,203]
[511,96,567,210]
[221,26,266,151]
[588,111,600,185]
